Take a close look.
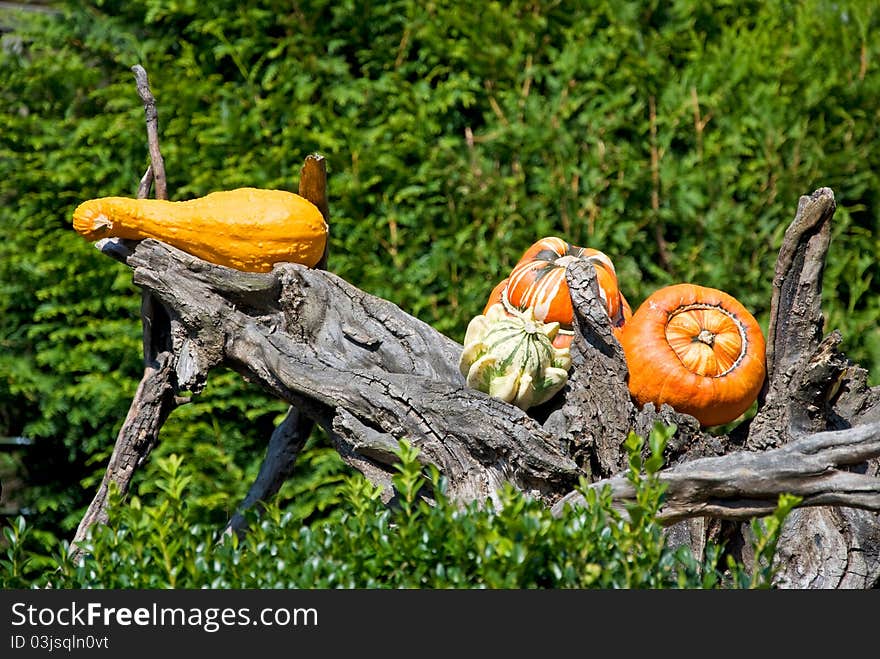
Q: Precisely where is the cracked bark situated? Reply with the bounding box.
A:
[70,70,880,587]
[76,184,880,589]
[741,188,880,588]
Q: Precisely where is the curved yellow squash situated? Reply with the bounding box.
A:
[72,187,328,272]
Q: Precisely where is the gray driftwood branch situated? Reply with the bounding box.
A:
[740,187,880,588]
[72,69,880,588]
[99,238,580,505]
[76,184,880,589]
[71,66,177,560]
[90,200,879,518]
[552,421,880,523]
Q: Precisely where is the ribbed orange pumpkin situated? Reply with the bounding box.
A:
[499,237,631,342]
[619,283,766,427]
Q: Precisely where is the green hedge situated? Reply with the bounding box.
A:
[1,0,877,555]
[2,429,799,588]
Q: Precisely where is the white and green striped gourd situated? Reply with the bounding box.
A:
[459,303,572,410]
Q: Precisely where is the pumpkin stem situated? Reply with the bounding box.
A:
[695,329,716,346]
[522,320,539,335]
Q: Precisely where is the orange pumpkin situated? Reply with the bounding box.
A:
[504,237,630,331]
[482,278,510,316]
[619,283,766,427]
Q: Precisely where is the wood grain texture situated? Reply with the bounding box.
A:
[73,87,880,589]
[552,421,880,522]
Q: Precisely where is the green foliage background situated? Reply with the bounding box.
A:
[1,0,878,579]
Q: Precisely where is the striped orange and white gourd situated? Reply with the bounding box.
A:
[486,237,631,347]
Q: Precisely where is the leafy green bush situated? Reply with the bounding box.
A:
[1,426,798,589]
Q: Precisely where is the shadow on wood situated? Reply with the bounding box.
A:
[71,68,880,589]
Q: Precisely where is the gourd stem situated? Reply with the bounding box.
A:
[695,329,716,346]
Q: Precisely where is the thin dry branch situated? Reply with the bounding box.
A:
[137,165,154,199]
[131,64,167,201]
[71,355,180,553]
[70,65,175,560]
[551,421,880,524]
[225,406,312,536]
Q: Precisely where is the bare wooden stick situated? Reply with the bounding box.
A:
[551,421,880,523]
[550,259,635,478]
[225,406,313,535]
[71,357,180,558]
[131,65,167,201]
[71,65,176,560]
[737,187,880,588]
[137,165,154,199]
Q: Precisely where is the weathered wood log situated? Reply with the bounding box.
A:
[71,65,177,561]
[71,68,880,588]
[91,206,877,492]
[78,184,880,588]
[742,187,880,589]
[98,238,580,505]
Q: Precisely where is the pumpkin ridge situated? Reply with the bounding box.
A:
[499,286,526,315]
[485,326,525,357]
[526,333,542,376]
[503,330,531,372]
[665,303,748,378]
[654,364,689,411]
[527,267,566,320]
[524,262,555,283]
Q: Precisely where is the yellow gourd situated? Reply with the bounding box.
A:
[72,187,328,272]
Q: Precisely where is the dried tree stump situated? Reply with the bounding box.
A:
[71,69,880,588]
